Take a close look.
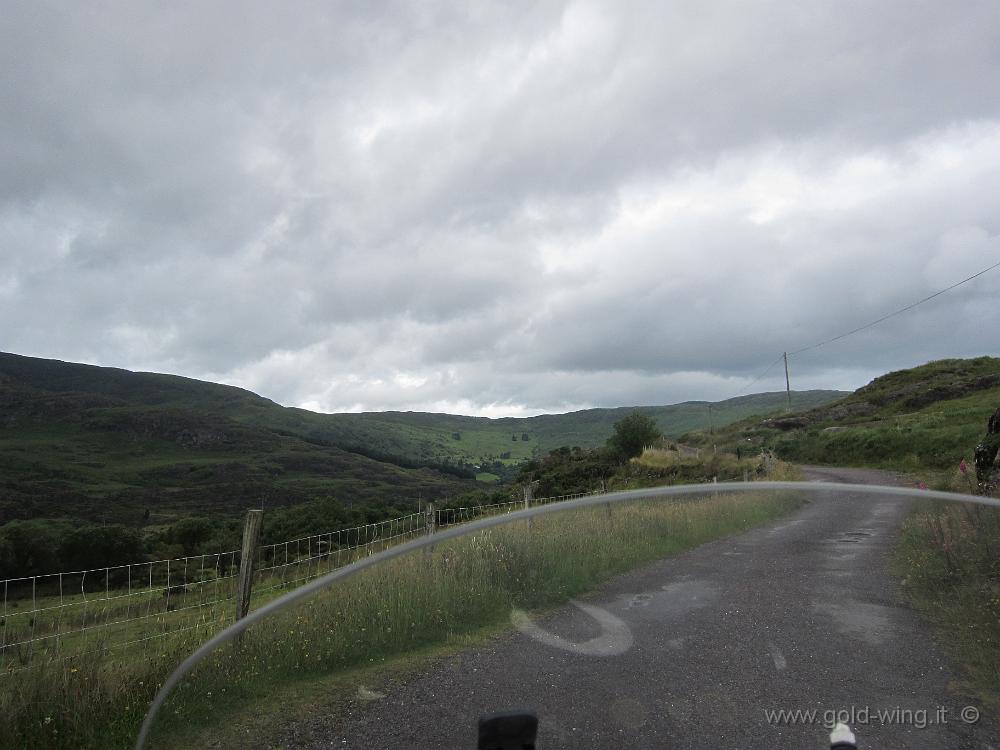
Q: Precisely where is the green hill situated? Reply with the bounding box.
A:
[512,390,846,450]
[0,352,846,524]
[684,356,1000,471]
[0,355,474,525]
[0,351,846,464]
[256,389,846,468]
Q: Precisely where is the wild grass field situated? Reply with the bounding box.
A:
[1,487,804,749]
[894,468,1000,709]
[0,518,435,673]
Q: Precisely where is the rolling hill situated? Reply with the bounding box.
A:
[0,355,474,525]
[0,352,846,523]
[682,356,1000,471]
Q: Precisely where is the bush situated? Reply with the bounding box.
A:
[0,519,75,579]
[607,412,663,460]
[60,525,144,572]
[164,517,216,555]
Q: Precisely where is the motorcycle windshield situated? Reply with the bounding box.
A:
[9,472,1000,749]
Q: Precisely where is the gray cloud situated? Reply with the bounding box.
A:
[2,1,999,415]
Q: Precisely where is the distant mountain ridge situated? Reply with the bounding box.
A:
[0,351,847,459]
[0,351,847,523]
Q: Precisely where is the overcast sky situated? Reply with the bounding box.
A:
[2,1,999,416]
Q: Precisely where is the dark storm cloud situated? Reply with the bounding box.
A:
[2,1,999,414]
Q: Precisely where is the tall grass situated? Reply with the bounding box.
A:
[630,447,801,484]
[1,491,803,749]
[894,473,1000,707]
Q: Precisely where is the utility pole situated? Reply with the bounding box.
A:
[783,351,792,412]
[707,402,714,434]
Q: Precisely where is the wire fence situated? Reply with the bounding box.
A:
[252,512,428,597]
[1,551,241,672]
[0,490,584,673]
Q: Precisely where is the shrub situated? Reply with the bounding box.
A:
[607,412,662,460]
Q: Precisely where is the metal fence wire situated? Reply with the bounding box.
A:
[0,489,593,672]
[1,551,240,671]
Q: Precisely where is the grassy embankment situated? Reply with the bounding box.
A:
[683,357,1000,474]
[894,467,1000,709]
[2,481,804,749]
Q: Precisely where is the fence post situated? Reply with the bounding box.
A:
[424,502,436,556]
[425,502,436,535]
[523,484,533,529]
[236,509,263,623]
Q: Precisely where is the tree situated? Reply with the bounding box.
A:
[165,517,216,555]
[61,525,144,572]
[607,412,662,459]
[0,519,74,578]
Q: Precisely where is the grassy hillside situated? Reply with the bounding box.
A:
[0,357,473,525]
[684,357,1000,471]
[201,391,848,468]
[0,352,846,526]
[0,352,846,479]
[513,390,845,450]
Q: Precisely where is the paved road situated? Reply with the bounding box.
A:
[279,467,997,749]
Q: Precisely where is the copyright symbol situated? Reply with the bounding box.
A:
[960,706,980,724]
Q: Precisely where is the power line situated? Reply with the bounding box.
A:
[732,353,784,398]
[718,257,1000,406]
[789,258,1000,356]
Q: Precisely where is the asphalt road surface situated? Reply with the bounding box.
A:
[278,467,997,749]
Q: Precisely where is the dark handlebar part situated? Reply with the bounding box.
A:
[478,710,538,750]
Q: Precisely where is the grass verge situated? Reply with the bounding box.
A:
[1,488,804,749]
[893,479,1000,709]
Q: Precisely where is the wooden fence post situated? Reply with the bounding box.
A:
[598,478,611,519]
[424,502,436,556]
[236,509,263,623]
[523,484,533,529]
[425,502,436,535]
